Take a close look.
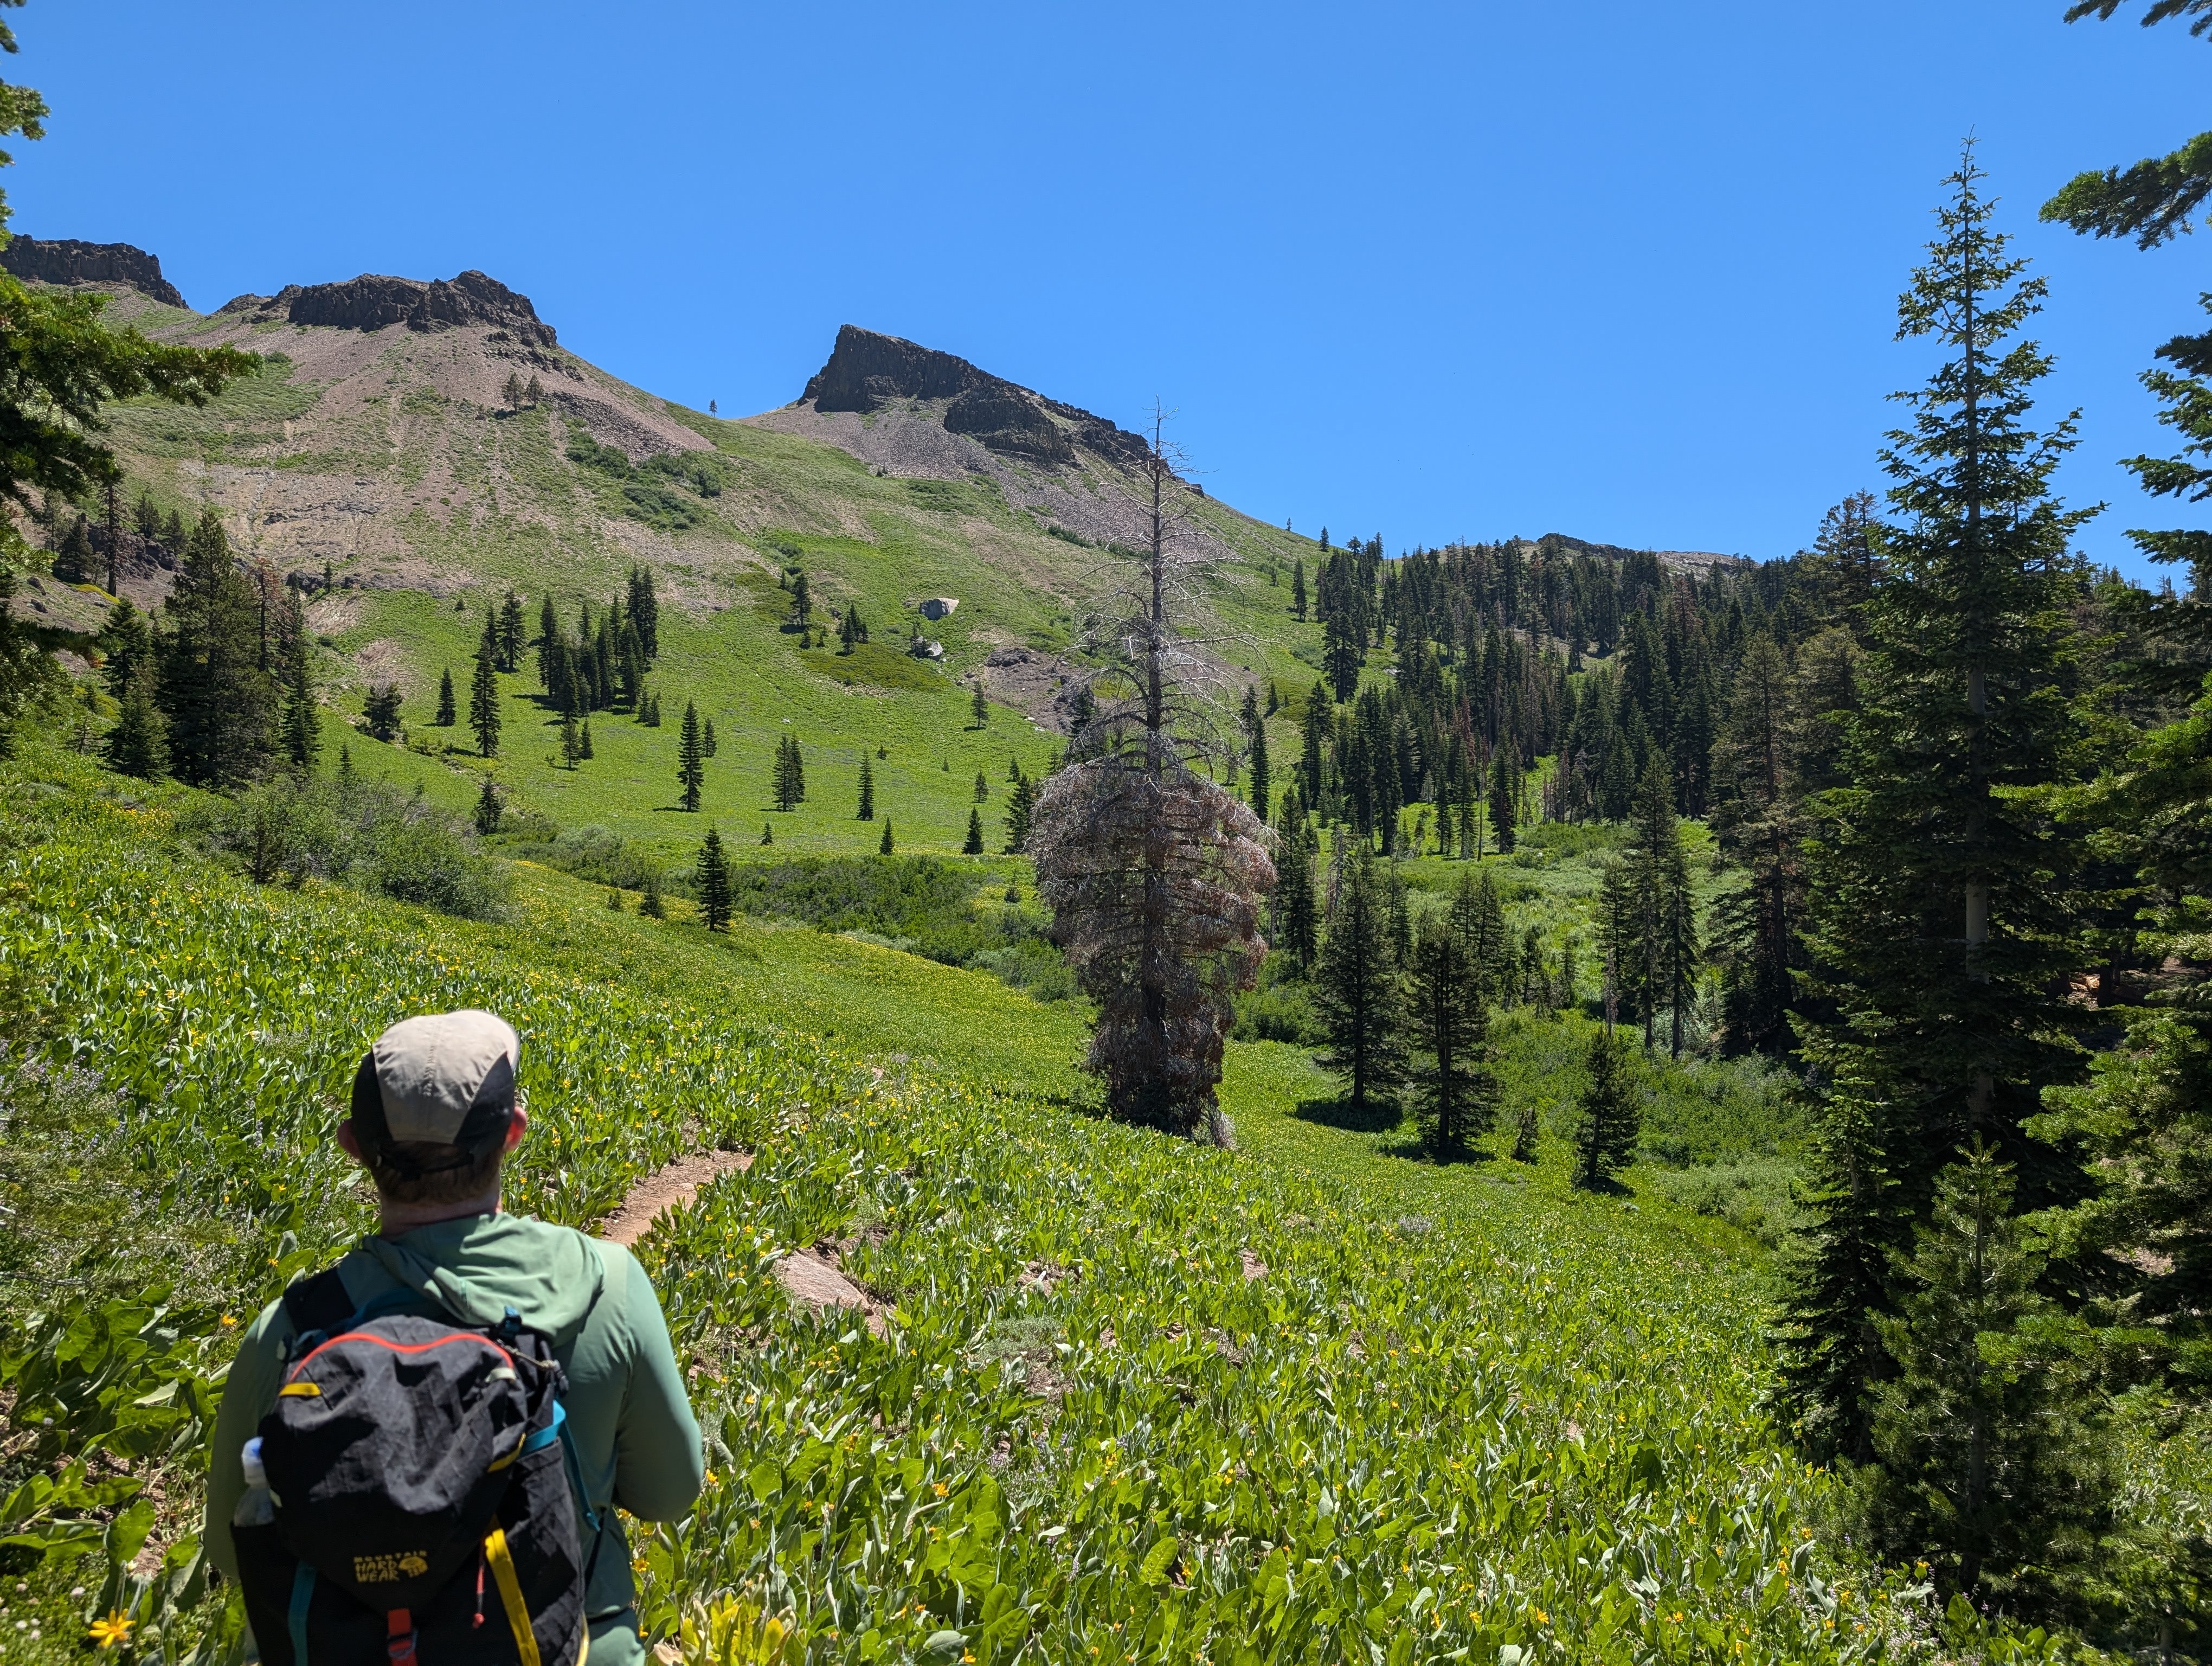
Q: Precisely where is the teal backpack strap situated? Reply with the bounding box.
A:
[287,1562,316,1664]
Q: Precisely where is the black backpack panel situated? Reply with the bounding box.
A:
[233,1270,590,1666]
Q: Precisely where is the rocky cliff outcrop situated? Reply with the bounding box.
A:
[0,237,186,307]
[217,271,557,347]
[799,324,1146,470]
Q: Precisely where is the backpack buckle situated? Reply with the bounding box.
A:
[385,1607,417,1662]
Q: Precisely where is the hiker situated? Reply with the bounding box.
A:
[204,1009,703,1665]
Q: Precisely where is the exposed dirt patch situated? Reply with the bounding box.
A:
[599,1150,751,1248]
[1239,1249,1267,1282]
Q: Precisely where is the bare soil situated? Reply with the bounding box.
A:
[598,1150,751,1248]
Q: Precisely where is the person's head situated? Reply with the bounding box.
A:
[336,1010,527,1210]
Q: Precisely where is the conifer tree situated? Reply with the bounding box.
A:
[1002,771,1038,853]
[1709,632,1801,1054]
[1314,844,1404,1112]
[963,805,985,854]
[335,742,355,792]
[677,699,704,811]
[472,776,502,836]
[760,822,773,845]
[1274,817,1319,971]
[580,720,593,760]
[856,754,874,819]
[503,369,523,407]
[773,734,806,810]
[1243,683,1270,819]
[133,489,159,540]
[105,658,167,779]
[1573,1027,1639,1187]
[971,681,989,728]
[974,768,989,803]
[469,613,501,758]
[435,667,456,726]
[1857,1143,2110,1600]
[1784,150,2095,1473]
[1409,914,1499,1159]
[703,717,717,757]
[157,509,275,785]
[879,817,894,855]
[1291,555,1307,620]
[1510,1099,1539,1163]
[537,593,559,687]
[52,512,91,583]
[364,683,403,742]
[1488,741,1519,853]
[498,591,525,671]
[560,709,581,768]
[1628,756,1699,1058]
[1451,867,1511,1005]
[627,565,659,659]
[640,867,665,918]
[696,828,732,932]
[524,373,543,403]
[280,620,318,773]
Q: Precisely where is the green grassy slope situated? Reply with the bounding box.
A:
[0,737,2017,1664]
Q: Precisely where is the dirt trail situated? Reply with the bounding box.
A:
[599,1150,751,1248]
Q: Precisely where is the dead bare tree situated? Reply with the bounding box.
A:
[1029,406,1275,1144]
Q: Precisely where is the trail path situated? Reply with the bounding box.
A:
[600,1150,751,1247]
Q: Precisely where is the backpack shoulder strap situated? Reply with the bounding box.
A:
[279,1267,355,1339]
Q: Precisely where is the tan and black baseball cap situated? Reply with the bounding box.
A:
[349,1010,520,1175]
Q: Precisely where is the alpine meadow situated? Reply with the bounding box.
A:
[4,2,2212,1663]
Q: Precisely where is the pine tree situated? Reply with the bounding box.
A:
[560,709,581,768]
[677,699,704,811]
[472,776,503,835]
[1573,1027,1639,1187]
[157,510,275,785]
[279,595,319,773]
[162,508,185,549]
[524,373,543,403]
[335,742,355,792]
[974,768,989,803]
[435,667,456,726]
[1291,555,1307,620]
[963,805,985,854]
[1510,1099,1539,1163]
[469,612,501,758]
[1409,914,1499,1159]
[503,370,523,407]
[1709,632,1801,1054]
[627,565,659,659]
[856,754,874,819]
[105,658,167,779]
[580,720,593,760]
[1488,741,1519,854]
[1784,149,2096,1473]
[498,591,525,671]
[364,683,403,742]
[773,734,806,810]
[1313,844,1405,1112]
[1628,756,1698,1058]
[760,822,774,845]
[704,719,717,757]
[133,489,160,540]
[696,828,732,932]
[1243,683,1271,820]
[537,593,559,688]
[52,514,91,583]
[971,681,989,728]
[640,867,665,919]
[1274,817,1319,971]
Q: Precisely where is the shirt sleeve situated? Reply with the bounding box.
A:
[202,1300,291,1582]
[604,1245,705,1522]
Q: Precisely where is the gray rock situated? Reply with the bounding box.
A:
[1,237,186,307]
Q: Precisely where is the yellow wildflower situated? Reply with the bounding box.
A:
[89,1611,135,1649]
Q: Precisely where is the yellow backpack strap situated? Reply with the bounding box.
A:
[483,1526,543,1666]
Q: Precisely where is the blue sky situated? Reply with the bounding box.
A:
[13,2,2210,574]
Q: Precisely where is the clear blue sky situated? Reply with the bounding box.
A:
[12,2,2208,574]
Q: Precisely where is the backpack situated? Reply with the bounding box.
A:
[230,1270,596,1666]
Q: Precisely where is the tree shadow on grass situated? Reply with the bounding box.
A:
[1292,1095,1403,1136]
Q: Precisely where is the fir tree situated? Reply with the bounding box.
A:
[1409,913,1499,1159]
[1488,741,1519,853]
[503,369,523,406]
[856,754,874,819]
[696,828,732,932]
[963,805,985,854]
[364,683,403,742]
[1709,632,1801,1054]
[472,776,503,836]
[1274,817,1319,971]
[640,867,665,919]
[537,593,559,688]
[1628,755,1699,1058]
[971,681,989,728]
[133,489,159,540]
[1002,771,1038,852]
[279,598,319,773]
[760,822,774,845]
[879,817,894,855]
[498,591,525,671]
[157,509,275,785]
[468,613,501,757]
[52,512,91,583]
[1291,555,1307,620]
[524,373,543,403]
[335,742,355,792]
[105,658,167,779]
[627,565,659,659]
[1784,149,2096,1475]
[1313,844,1404,1112]
[974,768,989,803]
[580,720,593,760]
[773,733,806,810]
[1573,1027,1639,1187]
[435,667,456,726]
[1243,683,1271,820]
[789,568,812,631]
[162,508,185,548]
[704,719,717,757]
[677,699,704,811]
[1857,1143,2110,1601]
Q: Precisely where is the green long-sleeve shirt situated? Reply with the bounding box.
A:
[205,1213,703,1666]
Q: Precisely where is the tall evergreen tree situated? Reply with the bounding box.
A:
[498,591,526,671]
[1291,555,1307,620]
[1409,913,1499,1159]
[469,612,501,758]
[627,566,659,659]
[963,805,986,854]
[1488,741,1520,853]
[157,510,274,785]
[1783,150,2096,1473]
[1626,755,1699,1058]
[879,817,894,855]
[1274,817,1319,971]
[472,776,503,836]
[1244,684,1271,820]
[435,667,456,726]
[1573,1027,1639,1187]
[1709,632,1802,1054]
[537,593,560,688]
[856,754,874,819]
[696,827,732,932]
[279,587,318,773]
[677,699,704,812]
[1002,771,1038,852]
[1313,844,1404,1112]
[105,657,166,779]
[51,512,91,583]
[971,681,989,728]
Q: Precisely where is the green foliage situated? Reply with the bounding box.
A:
[1313,842,1403,1111]
[1574,1027,1640,1188]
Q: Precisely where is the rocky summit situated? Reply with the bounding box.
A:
[215,270,557,348]
[0,235,187,307]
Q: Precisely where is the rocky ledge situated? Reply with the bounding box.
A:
[217,270,557,347]
[800,324,1148,470]
[0,237,187,307]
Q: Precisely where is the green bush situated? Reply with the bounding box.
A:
[511,825,666,892]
